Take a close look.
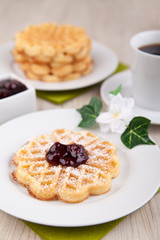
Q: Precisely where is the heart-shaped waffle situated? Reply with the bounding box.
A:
[12,129,119,203]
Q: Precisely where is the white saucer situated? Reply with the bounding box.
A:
[0,109,160,227]
[100,70,160,125]
[0,41,118,91]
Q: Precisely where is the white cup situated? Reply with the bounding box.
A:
[130,30,160,111]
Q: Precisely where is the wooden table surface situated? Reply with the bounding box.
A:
[0,0,160,239]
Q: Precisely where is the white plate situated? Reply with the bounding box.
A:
[100,70,160,125]
[0,41,118,91]
[0,109,160,227]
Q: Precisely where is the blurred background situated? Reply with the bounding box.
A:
[0,1,160,239]
[1,0,159,64]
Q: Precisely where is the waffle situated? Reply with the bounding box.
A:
[12,129,120,203]
[12,23,93,82]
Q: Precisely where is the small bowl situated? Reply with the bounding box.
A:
[0,73,36,125]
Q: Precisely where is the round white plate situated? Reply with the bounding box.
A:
[0,41,118,91]
[0,109,160,227]
[100,70,160,125]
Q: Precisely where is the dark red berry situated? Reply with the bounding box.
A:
[46,142,88,167]
[0,89,11,98]
[0,79,27,99]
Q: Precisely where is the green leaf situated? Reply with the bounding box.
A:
[89,97,102,115]
[77,97,102,128]
[78,118,97,128]
[110,84,122,96]
[121,116,155,149]
[77,105,97,119]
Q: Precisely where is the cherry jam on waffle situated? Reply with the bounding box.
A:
[0,79,27,99]
[46,142,89,168]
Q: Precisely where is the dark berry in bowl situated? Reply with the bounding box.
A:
[0,79,27,100]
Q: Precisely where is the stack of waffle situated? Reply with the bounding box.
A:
[12,23,93,82]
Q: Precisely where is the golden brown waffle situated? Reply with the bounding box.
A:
[12,129,120,203]
[13,23,93,82]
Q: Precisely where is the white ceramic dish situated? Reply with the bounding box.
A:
[100,70,160,125]
[0,109,160,227]
[0,73,36,125]
[0,41,118,91]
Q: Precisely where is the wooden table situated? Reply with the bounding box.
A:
[0,0,160,239]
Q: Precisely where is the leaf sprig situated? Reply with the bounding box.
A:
[77,97,102,128]
[77,97,155,149]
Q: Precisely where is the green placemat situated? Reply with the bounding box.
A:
[24,217,125,240]
[36,63,128,104]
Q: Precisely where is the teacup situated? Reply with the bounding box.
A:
[130,30,160,111]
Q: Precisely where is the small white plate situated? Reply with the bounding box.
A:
[0,41,118,91]
[100,70,160,125]
[0,109,160,227]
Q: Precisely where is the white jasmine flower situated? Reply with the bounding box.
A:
[96,93,135,134]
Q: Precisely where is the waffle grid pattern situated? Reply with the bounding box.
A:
[12,129,120,203]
